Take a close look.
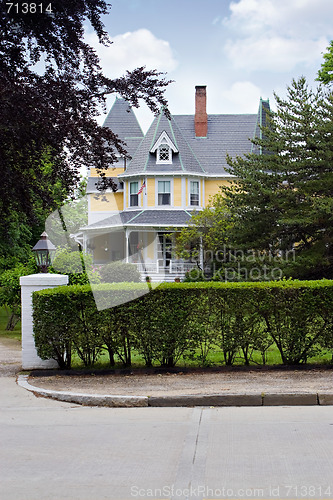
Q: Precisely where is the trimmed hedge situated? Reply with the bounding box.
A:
[32,280,333,369]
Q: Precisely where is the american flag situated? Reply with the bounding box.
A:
[137,181,146,195]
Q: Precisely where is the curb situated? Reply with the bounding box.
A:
[17,375,148,408]
[17,375,333,408]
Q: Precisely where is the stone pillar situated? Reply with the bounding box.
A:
[20,273,68,370]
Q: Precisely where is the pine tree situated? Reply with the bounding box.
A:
[224,77,333,279]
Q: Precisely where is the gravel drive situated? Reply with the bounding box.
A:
[29,366,333,397]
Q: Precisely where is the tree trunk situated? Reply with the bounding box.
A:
[6,312,19,331]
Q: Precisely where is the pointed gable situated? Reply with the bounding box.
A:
[103,98,144,157]
[120,109,205,176]
[251,98,270,154]
[150,130,178,153]
[150,130,178,165]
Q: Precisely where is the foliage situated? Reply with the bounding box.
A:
[51,246,100,285]
[0,306,21,341]
[175,194,232,275]
[33,280,333,369]
[183,268,207,282]
[32,287,74,368]
[317,40,333,85]
[0,1,171,255]
[99,261,141,283]
[45,178,88,251]
[99,306,133,367]
[0,260,37,330]
[223,77,333,280]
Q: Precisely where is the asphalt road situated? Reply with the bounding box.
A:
[1,339,333,500]
[0,375,333,500]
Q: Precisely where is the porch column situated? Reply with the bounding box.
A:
[83,232,87,253]
[125,228,129,263]
[200,236,204,269]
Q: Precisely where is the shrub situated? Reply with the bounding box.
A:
[32,279,333,369]
[51,247,100,285]
[33,286,75,369]
[99,262,141,283]
[183,268,207,282]
[256,281,330,364]
[143,285,197,367]
[0,260,37,330]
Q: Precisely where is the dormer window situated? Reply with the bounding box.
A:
[158,143,171,163]
[150,131,178,166]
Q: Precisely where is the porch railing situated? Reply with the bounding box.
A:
[134,260,198,275]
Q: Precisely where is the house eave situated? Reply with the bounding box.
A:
[118,172,236,179]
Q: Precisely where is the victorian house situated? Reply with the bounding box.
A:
[81,86,269,281]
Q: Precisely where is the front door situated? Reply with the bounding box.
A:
[157,233,172,272]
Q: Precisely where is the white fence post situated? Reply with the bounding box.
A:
[20,273,68,370]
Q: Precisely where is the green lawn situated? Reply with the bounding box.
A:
[70,343,332,371]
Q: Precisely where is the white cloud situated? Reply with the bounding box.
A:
[222,0,333,72]
[225,36,328,72]
[220,81,263,113]
[85,28,178,78]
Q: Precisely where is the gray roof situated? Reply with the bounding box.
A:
[174,114,257,175]
[100,96,269,176]
[86,176,123,193]
[121,112,204,176]
[103,98,144,157]
[83,211,142,230]
[83,210,193,230]
[128,210,193,226]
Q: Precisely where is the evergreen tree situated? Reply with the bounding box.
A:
[224,77,333,279]
[317,40,333,85]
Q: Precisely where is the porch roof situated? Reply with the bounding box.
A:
[82,209,195,231]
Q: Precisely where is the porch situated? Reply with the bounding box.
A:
[135,260,198,282]
[84,228,201,283]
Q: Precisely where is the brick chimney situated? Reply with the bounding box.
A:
[195,85,207,137]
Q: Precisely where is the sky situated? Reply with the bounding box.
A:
[85,0,333,133]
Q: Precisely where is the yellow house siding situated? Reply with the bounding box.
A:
[90,192,123,212]
[204,179,230,205]
[90,167,124,177]
[173,178,182,207]
[147,178,155,207]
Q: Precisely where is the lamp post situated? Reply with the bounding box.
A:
[21,231,67,369]
[32,231,56,273]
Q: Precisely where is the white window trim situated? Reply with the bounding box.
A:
[155,178,173,208]
[188,179,201,208]
[129,180,140,208]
